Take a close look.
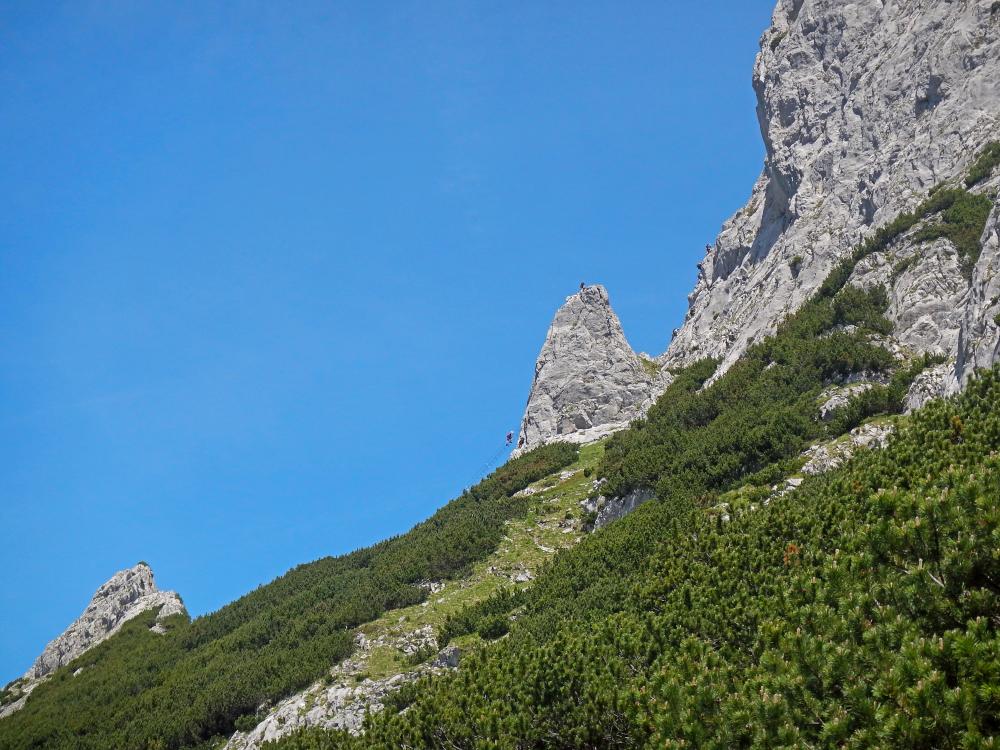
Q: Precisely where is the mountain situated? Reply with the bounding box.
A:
[0,563,183,719]
[2,1,999,748]
[516,0,1000,448]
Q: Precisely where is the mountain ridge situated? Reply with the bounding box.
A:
[515,0,1000,451]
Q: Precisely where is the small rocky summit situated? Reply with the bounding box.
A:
[1,562,184,718]
[514,285,667,454]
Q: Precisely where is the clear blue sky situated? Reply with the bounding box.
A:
[0,0,774,683]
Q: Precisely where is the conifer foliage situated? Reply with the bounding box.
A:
[271,362,1000,750]
[0,444,577,750]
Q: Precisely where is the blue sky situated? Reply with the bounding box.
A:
[0,0,774,683]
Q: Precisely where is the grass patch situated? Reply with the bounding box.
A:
[639,356,661,378]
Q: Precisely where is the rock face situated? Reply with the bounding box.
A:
[514,285,665,454]
[25,563,184,681]
[518,0,1000,451]
[665,0,1000,376]
[1,563,184,718]
[954,204,1000,390]
[801,421,896,476]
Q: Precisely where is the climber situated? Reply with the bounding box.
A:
[580,281,586,291]
[506,431,514,446]
[705,243,712,254]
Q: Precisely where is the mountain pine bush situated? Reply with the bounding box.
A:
[271,362,1000,750]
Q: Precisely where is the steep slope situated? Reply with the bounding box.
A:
[223,444,602,748]
[668,0,1000,375]
[267,279,1000,749]
[516,0,1000,450]
[0,563,183,719]
[3,2,999,748]
[0,444,578,750]
[514,284,663,454]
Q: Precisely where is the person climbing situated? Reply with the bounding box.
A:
[517,434,526,449]
[705,243,712,254]
[580,281,586,291]
[506,431,514,446]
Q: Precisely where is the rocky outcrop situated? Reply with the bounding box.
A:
[666,0,1000,377]
[514,285,666,453]
[1,563,184,718]
[801,421,895,476]
[224,631,460,749]
[954,203,1000,389]
[587,487,655,531]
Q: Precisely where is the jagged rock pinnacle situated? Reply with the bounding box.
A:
[515,0,1000,447]
[514,284,666,453]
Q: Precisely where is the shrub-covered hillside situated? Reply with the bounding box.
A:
[270,347,1000,750]
[0,443,577,750]
[264,180,999,748]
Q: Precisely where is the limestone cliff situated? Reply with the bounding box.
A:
[665,0,1000,377]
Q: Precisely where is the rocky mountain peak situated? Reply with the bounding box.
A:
[1,562,185,719]
[514,284,665,454]
[27,562,185,681]
[665,0,1000,375]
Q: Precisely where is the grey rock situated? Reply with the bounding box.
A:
[223,625,459,749]
[432,646,462,669]
[905,361,954,413]
[516,1,1000,451]
[666,0,1000,379]
[801,422,895,475]
[513,285,667,454]
[818,384,873,421]
[593,487,655,530]
[26,563,184,682]
[954,204,1000,390]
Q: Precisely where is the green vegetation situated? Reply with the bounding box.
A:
[830,184,991,284]
[268,360,1000,750]
[597,280,896,502]
[789,254,804,274]
[965,141,1000,187]
[0,443,578,750]
[769,30,787,51]
[341,442,603,684]
[264,190,999,750]
[912,189,994,277]
[639,356,661,378]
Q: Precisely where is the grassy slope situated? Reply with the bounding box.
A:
[3,147,997,750]
[269,349,1000,750]
[351,441,604,682]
